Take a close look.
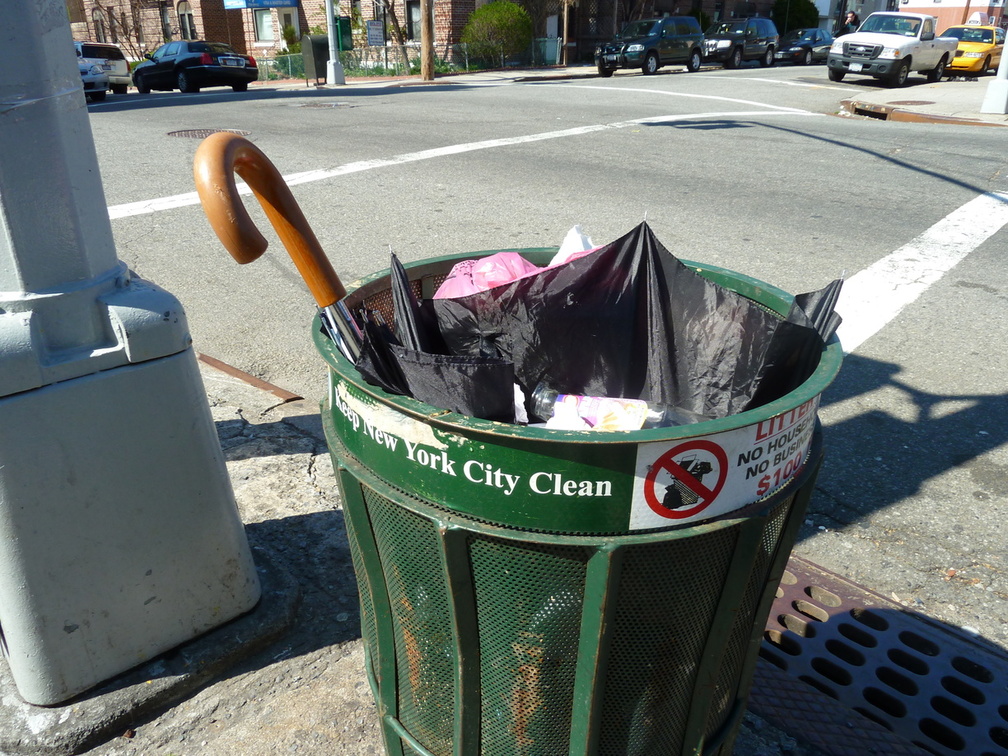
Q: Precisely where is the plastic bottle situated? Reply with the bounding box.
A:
[529,383,710,430]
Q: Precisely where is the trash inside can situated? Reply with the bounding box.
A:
[315,252,843,756]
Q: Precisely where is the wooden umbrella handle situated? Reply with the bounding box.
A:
[193,131,346,307]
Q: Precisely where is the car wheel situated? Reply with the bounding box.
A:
[761,47,774,67]
[686,49,702,72]
[642,52,659,75]
[926,56,946,83]
[983,55,991,73]
[232,82,249,92]
[177,70,198,93]
[135,74,150,94]
[802,50,812,66]
[888,59,910,87]
[111,84,128,95]
[827,68,845,82]
[597,63,614,77]
[88,90,106,102]
[725,47,742,69]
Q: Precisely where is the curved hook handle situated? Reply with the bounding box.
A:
[193,132,346,308]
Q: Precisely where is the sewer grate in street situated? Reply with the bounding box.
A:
[757,555,1008,755]
[167,128,251,139]
[849,101,891,120]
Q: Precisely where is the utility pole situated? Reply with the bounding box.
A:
[421,0,435,80]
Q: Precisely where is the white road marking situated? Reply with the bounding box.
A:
[551,83,814,112]
[835,191,1008,353]
[107,108,820,220]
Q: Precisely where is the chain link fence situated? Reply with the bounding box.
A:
[257,39,562,82]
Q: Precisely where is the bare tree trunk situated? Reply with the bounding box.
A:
[382,0,413,74]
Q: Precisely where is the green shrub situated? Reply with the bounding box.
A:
[771,0,820,34]
[460,1,533,66]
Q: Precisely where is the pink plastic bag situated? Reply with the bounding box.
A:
[433,226,602,300]
[434,252,544,299]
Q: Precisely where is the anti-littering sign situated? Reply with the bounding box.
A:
[630,396,819,529]
[328,376,818,533]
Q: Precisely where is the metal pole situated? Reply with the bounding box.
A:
[0,1,260,706]
[980,41,1008,113]
[325,0,346,84]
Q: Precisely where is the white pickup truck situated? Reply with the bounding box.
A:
[826,12,957,87]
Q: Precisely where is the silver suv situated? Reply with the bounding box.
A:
[74,42,130,95]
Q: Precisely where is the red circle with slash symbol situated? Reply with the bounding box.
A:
[644,439,728,519]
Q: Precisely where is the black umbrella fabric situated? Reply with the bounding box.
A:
[350,253,517,422]
[432,222,841,419]
[390,253,446,354]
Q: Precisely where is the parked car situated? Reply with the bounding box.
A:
[703,17,779,68]
[74,41,130,94]
[595,16,705,76]
[79,61,108,102]
[940,24,1005,74]
[132,41,258,94]
[827,12,956,86]
[774,28,834,65]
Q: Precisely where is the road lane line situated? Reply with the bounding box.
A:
[107,108,820,220]
[835,191,1008,353]
[552,83,815,112]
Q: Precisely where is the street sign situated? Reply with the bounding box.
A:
[224,0,289,8]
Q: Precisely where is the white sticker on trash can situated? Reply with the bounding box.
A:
[630,396,819,529]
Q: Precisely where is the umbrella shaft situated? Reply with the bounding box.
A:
[321,305,361,363]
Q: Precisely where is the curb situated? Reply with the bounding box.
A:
[840,97,1008,126]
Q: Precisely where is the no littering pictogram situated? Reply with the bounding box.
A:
[644,439,728,520]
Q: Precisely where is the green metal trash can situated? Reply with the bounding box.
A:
[315,250,843,756]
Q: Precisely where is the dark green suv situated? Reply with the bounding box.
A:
[595,16,705,76]
[702,17,779,68]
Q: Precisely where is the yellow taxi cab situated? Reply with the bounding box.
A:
[941,21,1005,74]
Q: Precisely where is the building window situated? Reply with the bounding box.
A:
[92,8,107,42]
[406,0,420,39]
[254,9,276,41]
[178,2,197,39]
[279,7,300,47]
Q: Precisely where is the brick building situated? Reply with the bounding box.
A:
[66,0,787,68]
[67,0,496,60]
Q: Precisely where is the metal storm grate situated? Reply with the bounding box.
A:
[167,128,251,139]
[757,555,1008,756]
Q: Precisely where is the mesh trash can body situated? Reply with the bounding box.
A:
[315,251,842,756]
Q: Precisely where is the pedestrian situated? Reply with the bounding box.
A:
[839,11,860,35]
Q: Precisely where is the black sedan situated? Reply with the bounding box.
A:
[133,41,258,94]
[774,28,834,65]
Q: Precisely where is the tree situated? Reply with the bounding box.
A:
[461,1,533,67]
[771,0,820,35]
[373,0,413,74]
